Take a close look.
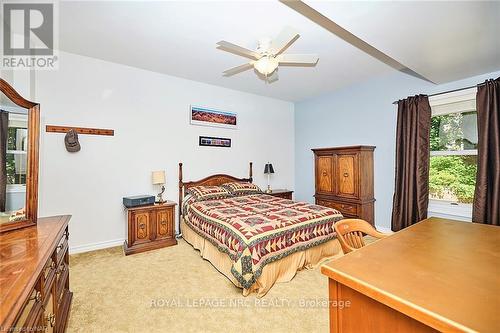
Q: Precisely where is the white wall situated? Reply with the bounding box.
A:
[31,51,294,253]
[295,70,500,231]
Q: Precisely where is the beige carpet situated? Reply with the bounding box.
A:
[67,238,372,333]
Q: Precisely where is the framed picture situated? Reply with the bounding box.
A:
[199,136,231,148]
[190,105,237,129]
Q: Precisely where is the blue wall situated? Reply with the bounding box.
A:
[295,70,500,230]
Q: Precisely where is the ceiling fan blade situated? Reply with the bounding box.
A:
[266,70,279,83]
[217,41,261,60]
[223,63,254,76]
[271,26,300,55]
[277,54,319,65]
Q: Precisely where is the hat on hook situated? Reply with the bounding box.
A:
[64,129,81,152]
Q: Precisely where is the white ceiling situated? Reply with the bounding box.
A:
[306,0,500,84]
[58,1,500,102]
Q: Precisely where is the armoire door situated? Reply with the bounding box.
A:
[336,153,359,199]
[316,155,334,194]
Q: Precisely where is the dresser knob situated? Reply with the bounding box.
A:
[46,313,56,327]
[322,171,327,176]
[57,265,66,275]
[30,291,42,302]
[343,172,349,177]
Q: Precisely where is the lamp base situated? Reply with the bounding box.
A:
[156,185,165,204]
[265,185,272,194]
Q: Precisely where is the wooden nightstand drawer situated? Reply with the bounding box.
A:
[267,190,293,200]
[124,201,177,255]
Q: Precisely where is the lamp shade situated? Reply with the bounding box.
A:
[152,171,166,185]
[264,163,275,174]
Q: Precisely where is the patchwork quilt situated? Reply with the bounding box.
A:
[184,194,343,289]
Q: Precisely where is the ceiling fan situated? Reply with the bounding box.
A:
[217,26,319,82]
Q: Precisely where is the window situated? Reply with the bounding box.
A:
[6,113,28,192]
[428,88,477,220]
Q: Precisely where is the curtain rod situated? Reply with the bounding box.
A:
[391,82,486,105]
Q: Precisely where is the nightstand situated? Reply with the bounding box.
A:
[267,189,294,200]
[124,201,177,255]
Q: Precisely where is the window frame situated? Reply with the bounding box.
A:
[428,87,477,221]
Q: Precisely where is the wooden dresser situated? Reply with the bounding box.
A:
[312,146,375,225]
[0,215,72,332]
[124,201,177,255]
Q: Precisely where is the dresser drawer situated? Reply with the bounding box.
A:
[42,255,57,298]
[13,281,43,330]
[56,260,69,304]
[316,199,359,216]
[55,229,69,265]
[43,288,56,333]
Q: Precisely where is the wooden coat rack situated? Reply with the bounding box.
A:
[46,125,114,136]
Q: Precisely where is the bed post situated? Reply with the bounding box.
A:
[249,162,253,182]
[178,163,183,235]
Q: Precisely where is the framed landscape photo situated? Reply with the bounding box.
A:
[199,136,231,148]
[190,105,237,129]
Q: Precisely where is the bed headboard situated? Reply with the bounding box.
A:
[178,162,253,219]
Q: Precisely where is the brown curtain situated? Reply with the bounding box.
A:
[473,78,500,226]
[391,95,431,231]
[0,110,8,212]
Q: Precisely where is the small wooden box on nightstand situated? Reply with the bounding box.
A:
[267,189,294,200]
[124,201,177,255]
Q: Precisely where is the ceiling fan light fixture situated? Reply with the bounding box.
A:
[219,27,318,81]
[254,55,279,75]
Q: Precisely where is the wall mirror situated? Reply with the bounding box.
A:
[0,78,39,233]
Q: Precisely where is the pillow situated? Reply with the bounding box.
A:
[222,182,262,196]
[186,185,231,202]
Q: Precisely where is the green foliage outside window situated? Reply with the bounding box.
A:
[429,112,477,204]
[6,154,16,185]
[6,127,27,185]
[429,156,476,203]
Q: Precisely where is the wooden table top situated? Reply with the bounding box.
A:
[321,217,500,333]
[0,215,70,328]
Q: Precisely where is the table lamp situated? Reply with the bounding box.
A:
[152,171,166,203]
[264,163,274,193]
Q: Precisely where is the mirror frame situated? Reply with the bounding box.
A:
[0,78,40,233]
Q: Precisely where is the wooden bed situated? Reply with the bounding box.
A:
[177,162,343,297]
[178,162,253,222]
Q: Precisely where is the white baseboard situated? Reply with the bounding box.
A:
[375,226,393,233]
[69,238,124,255]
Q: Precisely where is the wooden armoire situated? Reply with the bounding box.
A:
[312,146,375,225]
